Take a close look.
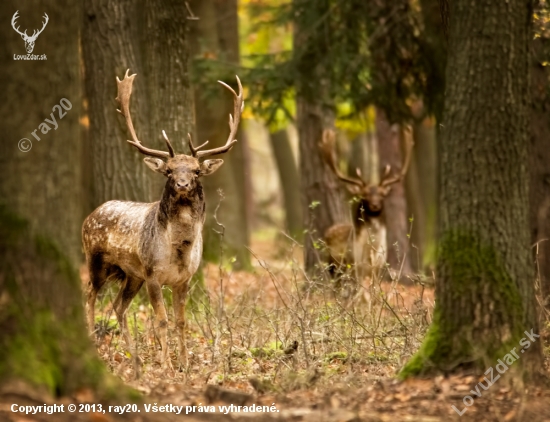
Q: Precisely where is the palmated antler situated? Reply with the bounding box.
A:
[191,76,244,159]
[379,129,414,189]
[319,129,366,188]
[116,70,174,158]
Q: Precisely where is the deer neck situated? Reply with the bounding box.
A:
[157,183,205,229]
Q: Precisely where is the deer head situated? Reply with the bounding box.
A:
[115,70,244,198]
[319,129,413,215]
[11,11,49,54]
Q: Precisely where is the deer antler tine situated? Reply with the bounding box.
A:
[116,70,170,159]
[162,130,175,157]
[217,80,237,97]
[196,75,244,159]
[195,140,209,150]
[319,129,365,187]
[187,133,196,156]
[379,133,414,188]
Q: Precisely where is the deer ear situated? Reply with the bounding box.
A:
[200,159,224,176]
[143,157,168,175]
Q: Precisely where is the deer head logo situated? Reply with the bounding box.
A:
[11,11,49,54]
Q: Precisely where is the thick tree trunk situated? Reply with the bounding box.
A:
[297,100,347,273]
[0,2,83,267]
[82,0,154,205]
[529,38,550,310]
[376,109,412,276]
[402,0,542,377]
[270,129,303,239]
[293,0,347,273]
[189,0,251,270]
[0,0,116,397]
[142,0,194,194]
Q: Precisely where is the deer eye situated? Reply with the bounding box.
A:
[166,169,172,176]
[195,170,200,175]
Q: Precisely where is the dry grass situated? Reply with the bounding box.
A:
[83,232,550,421]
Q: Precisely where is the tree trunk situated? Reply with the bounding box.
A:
[376,109,412,276]
[189,0,251,270]
[142,0,194,194]
[405,113,438,272]
[402,0,542,377]
[270,129,303,239]
[297,100,346,273]
[403,126,425,273]
[419,0,447,122]
[0,0,117,397]
[0,2,83,267]
[82,0,155,205]
[293,0,347,273]
[529,37,550,310]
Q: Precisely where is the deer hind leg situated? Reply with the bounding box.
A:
[146,278,171,369]
[113,275,144,349]
[173,281,190,370]
[85,253,109,338]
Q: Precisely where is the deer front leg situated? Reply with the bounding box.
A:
[146,278,171,369]
[113,276,144,349]
[173,282,190,370]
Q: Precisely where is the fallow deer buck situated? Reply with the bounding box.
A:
[320,129,413,285]
[82,70,244,369]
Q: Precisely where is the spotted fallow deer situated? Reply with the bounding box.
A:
[82,70,244,369]
[319,129,412,281]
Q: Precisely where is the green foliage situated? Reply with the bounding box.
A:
[240,0,431,124]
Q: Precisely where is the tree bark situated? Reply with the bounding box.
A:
[0,1,83,267]
[376,109,412,276]
[142,0,194,193]
[297,100,347,273]
[0,0,117,397]
[82,0,155,205]
[189,0,251,270]
[293,0,347,273]
[269,129,303,239]
[529,37,550,310]
[402,0,542,377]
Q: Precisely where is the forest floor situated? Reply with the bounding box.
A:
[3,231,550,422]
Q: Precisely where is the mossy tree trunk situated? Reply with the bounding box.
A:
[189,0,251,270]
[401,0,542,377]
[0,0,121,397]
[529,37,550,310]
[0,1,84,267]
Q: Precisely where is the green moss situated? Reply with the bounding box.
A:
[0,205,133,400]
[400,230,526,379]
[325,351,348,362]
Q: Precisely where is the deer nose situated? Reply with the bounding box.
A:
[176,181,189,190]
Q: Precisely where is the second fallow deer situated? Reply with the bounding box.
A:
[82,70,244,369]
[320,129,412,282]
